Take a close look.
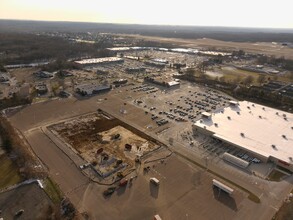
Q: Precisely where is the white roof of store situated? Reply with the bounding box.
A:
[74,57,123,65]
[194,101,293,163]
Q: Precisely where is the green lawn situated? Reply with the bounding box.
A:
[43,178,63,204]
[217,66,293,84]
[0,154,22,190]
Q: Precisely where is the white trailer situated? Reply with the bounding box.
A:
[212,179,234,195]
[154,214,162,220]
[150,177,160,185]
[222,152,249,169]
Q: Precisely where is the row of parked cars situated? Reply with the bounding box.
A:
[236,152,261,163]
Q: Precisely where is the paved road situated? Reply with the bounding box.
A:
[25,129,90,203]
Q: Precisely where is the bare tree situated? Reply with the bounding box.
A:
[242,75,254,86]
[257,74,266,85]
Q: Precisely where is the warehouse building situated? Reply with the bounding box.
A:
[74,57,124,67]
[193,101,293,171]
[144,76,180,88]
[75,84,111,96]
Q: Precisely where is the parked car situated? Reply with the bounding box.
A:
[103,187,116,196]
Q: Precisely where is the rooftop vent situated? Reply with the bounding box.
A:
[284,117,287,121]
[289,157,293,161]
[283,114,286,117]
[237,111,240,115]
[262,107,265,110]
[252,104,255,107]
[227,116,231,120]
[214,123,218,127]
[276,112,279,115]
[271,144,276,149]
[240,133,245,137]
[259,115,262,119]
[247,106,250,109]
[282,135,287,139]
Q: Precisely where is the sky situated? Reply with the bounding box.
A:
[0,0,293,29]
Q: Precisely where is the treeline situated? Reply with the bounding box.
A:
[257,55,293,71]
[1,20,293,43]
[0,94,32,111]
[0,33,112,65]
[177,71,293,112]
[0,115,45,178]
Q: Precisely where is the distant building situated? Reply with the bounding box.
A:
[113,79,128,86]
[144,61,166,68]
[35,82,48,94]
[152,59,169,64]
[144,76,180,88]
[125,67,146,74]
[33,71,53,78]
[59,70,73,77]
[74,57,124,67]
[75,84,111,96]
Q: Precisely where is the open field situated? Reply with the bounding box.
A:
[118,34,293,59]
[216,66,293,84]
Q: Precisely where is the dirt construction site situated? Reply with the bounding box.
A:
[50,113,158,178]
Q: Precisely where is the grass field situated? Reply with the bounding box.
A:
[0,154,22,190]
[267,170,287,182]
[43,177,63,204]
[215,66,293,84]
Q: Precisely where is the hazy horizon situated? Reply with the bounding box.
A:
[1,0,293,29]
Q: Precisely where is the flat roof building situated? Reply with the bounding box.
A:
[193,101,293,171]
[75,84,111,96]
[144,76,180,88]
[74,57,124,66]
